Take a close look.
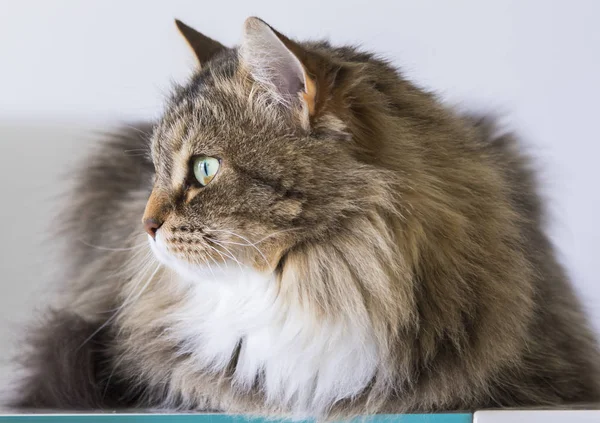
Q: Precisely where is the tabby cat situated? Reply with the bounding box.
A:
[12,17,600,420]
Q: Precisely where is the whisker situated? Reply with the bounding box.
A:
[205,227,302,246]
[206,250,225,273]
[207,239,246,271]
[201,256,216,278]
[205,243,230,266]
[205,242,243,271]
[206,241,239,264]
[122,262,162,309]
[76,260,161,351]
[113,261,162,339]
[215,239,271,268]
[253,227,303,245]
[76,238,148,252]
[96,250,155,313]
[185,241,225,273]
[205,229,270,267]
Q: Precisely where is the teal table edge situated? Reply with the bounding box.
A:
[0,413,472,423]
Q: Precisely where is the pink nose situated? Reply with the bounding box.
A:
[143,218,162,239]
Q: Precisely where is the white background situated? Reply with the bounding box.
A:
[0,0,598,378]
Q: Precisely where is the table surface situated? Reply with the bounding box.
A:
[2,410,600,423]
[0,412,471,423]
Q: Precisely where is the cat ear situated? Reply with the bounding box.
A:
[240,17,317,116]
[175,19,227,67]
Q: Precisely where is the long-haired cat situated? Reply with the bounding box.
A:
[11,17,600,420]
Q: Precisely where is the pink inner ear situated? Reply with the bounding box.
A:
[240,18,314,110]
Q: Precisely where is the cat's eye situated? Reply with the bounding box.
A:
[192,156,220,187]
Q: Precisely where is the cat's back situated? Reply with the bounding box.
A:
[303,41,600,405]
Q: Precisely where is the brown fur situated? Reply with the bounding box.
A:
[11,17,600,419]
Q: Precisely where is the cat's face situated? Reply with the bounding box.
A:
[143,18,379,278]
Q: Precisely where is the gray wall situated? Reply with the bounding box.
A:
[0,121,106,381]
[1,1,599,380]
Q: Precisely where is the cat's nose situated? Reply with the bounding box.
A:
[143,218,163,240]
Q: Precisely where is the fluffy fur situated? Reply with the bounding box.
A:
[11,17,600,420]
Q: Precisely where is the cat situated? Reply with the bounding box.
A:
[10,16,600,420]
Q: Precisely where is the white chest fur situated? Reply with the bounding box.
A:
[157,261,379,415]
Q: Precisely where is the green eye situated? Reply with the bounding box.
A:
[193,156,220,187]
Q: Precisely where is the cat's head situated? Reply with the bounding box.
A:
[143,17,392,280]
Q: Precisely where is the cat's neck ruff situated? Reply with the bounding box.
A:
[149,238,379,415]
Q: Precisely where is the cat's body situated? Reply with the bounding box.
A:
[12,18,600,419]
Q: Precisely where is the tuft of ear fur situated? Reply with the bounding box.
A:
[240,17,317,117]
[175,19,227,67]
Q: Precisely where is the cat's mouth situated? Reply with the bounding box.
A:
[148,229,234,282]
[147,231,171,264]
